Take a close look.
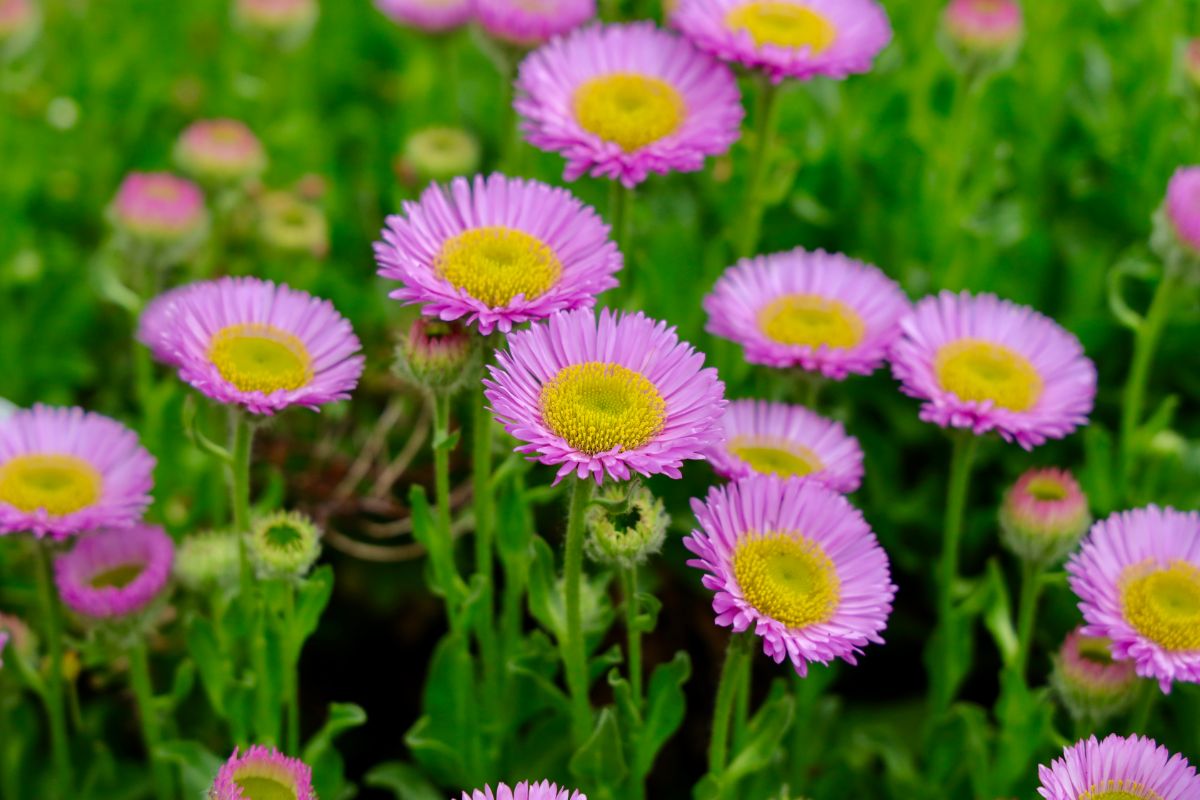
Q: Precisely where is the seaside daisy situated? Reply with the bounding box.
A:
[671,0,892,83]
[1066,506,1200,692]
[707,399,863,493]
[485,307,725,484]
[460,782,586,800]
[0,406,154,539]
[54,524,174,620]
[109,172,207,249]
[890,291,1097,449]
[998,467,1090,565]
[685,475,895,675]
[515,22,743,188]
[1037,734,1200,800]
[174,119,266,187]
[137,282,201,368]
[148,276,364,415]
[704,248,910,379]
[374,173,621,334]
[1153,166,1200,280]
[474,0,594,46]
[0,0,39,62]
[1050,627,1138,724]
[376,0,472,32]
[210,745,316,800]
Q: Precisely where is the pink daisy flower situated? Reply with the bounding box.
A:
[174,119,266,186]
[0,406,154,540]
[109,172,207,244]
[375,0,472,32]
[137,282,202,368]
[1066,506,1200,693]
[942,0,1022,52]
[54,524,174,620]
[374,173,621,334]
[671,0,892,83]
[685,475,895,675]
[890,291,1096,449]
[209,745,315,800]
[485,307,725,484]
[151,277,364,415]
[461,781,586,800]
[1164,166,1200,254]
[1037,734,1200,800]
[474,0,594,46]
[707,399,863,493]
[704,247,910,379]
[515,22,743,188]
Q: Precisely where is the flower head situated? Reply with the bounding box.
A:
[175,529,241,591]
[999,467,1090,565]
[375,173,621,334]
[486,307,725,484]
[890,291,1096,449]
[460,781,586,800]
[1066,506,1200,693]
[175,119,266,187]
[376,0,472,31]
[685,475,895,675]
[210,745,315,800]
[1154,166,1200,281]
[474,0,594,46]
[0,406,154,539]
[585,482,669,569]
[257,191,329,258]
[0,0,39,61]
[942,0,1022,53]
[55,524,174,620]
[1050,627,1139,725]
[233,0,318,47]
[515,22,743,188]
[394,318,481,396]
[398,127,482,185]
[1037,734,1200,800]
[148,277,364,415]
[248,510,321,581]
[109,172,208,248]
[707,399,863,493]
[671,0,892,83]
[705,248,910,379]
[1186,39,1200,88]
[138,282,202,368]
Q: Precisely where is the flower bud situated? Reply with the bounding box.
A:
[1186,39,1200,89]
[248,510,321,581]
[233,0,318,49]
[174,119,267,188]
[940,0,1022,72]
[257,190,328,259]
[0,612,34,669]
[1152,166,1200,282]
[108,172,209,264]
[0,0,39,62]
[393,318,480,396]
[1051,628,1139,725]
[174,529,241,591]
[398,127,482,187]
[999,467,1090,565]
[584,482,668,570]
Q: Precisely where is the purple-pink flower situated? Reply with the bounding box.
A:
[515,22,743,188]
[55,524,174,620]
[0,406,154,540]
[375,173,621,334]
[473,0,594,45]
[1066,505,1200,693]
[174,119,266,185]
[1165,165,1200,254]
[942,0,1022,52]
[1037,734,1200,800]
[704,247,910,379]
[209,745,315,800]
[375,0,472,32]
[461,782,586,800]
[890,291,1096,449]
[109,172,207,243]
[685,475,895,675]
[485,307,725,484]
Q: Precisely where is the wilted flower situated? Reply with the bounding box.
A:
[248,510,321,580]
[998,467,1090,564]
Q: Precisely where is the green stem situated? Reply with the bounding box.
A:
[800,373,823,409]
[934,431,978,714]
[731,645,751,752]
[35,544,73,798]
[283,585,300,755]
[1119,269,1179,499]
[128,642,173,800]
[708,633,751,776]
[620,566,643,706]
[1012,559,1043,681]
[1128,680,1159,734]
[471,383,501,726]
[431,393,463,610]
[938,69,985,291]
[609,182,634,303]
[228,410,253,595]
[562,478,595,745]
[738,76,782,259]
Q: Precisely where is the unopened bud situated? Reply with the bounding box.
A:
[393,318,480,395]
[248,510,321,581]
[1051,628,1139,725]
[585,482,668,570]
[999,467,1090,565]
[175,119,267,188]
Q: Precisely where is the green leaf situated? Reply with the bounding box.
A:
[980,560,1018,667]
[527,535,564,637]
[154,739,223,799]
[724,681,795,783]
[186,616,228,717]
[569,707,629,791]
[303,702,368,800]
[633,651,690,778]
[405,633,475,785]
[364,762,443,800]
[165,659,196,711]
[495,474,534,571]
[294,566,335,643]
[1082,424,1117,516]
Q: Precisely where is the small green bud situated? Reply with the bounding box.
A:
[175,530,241,591]
[584,482,668,570]
[393,318,481,396]
[248,510,322,581]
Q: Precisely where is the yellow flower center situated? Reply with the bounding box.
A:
[0,454,102,516]
[89,563,146,590]
[1075,636,1117,666]
[1079,782,1163,800]
[574,73,686,153]
[1120,561,1200,652]
[934,339,1043,412]
[540,362,666,456]
[725,1,837,51]
[728,436,823,478]
[733,531,840,629]
[758,293,865,349]
[208,324,314,394]
[235,776,297,800]
[1026,476,1068,501]
[435,226,562,308]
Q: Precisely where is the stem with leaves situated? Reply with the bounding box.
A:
[128,641,174,800]
[562,477,595,745]
[35,543,73,798]
[934,431,979,714]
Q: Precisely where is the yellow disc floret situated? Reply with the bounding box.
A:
[89,563,146,590]
[436,226,562,307]
[758,293,866,349]
[0,454,102,516]
[729,437,823,478]
[1120,560,1200,652]
[725,1,837,51]
[574,73,686,153]
[1079,782,1164,800]
[235,774,298,800]
[733,531,840,629]
[934,338,1043,412]
[209,324,314,394]
[540,362,666,455]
